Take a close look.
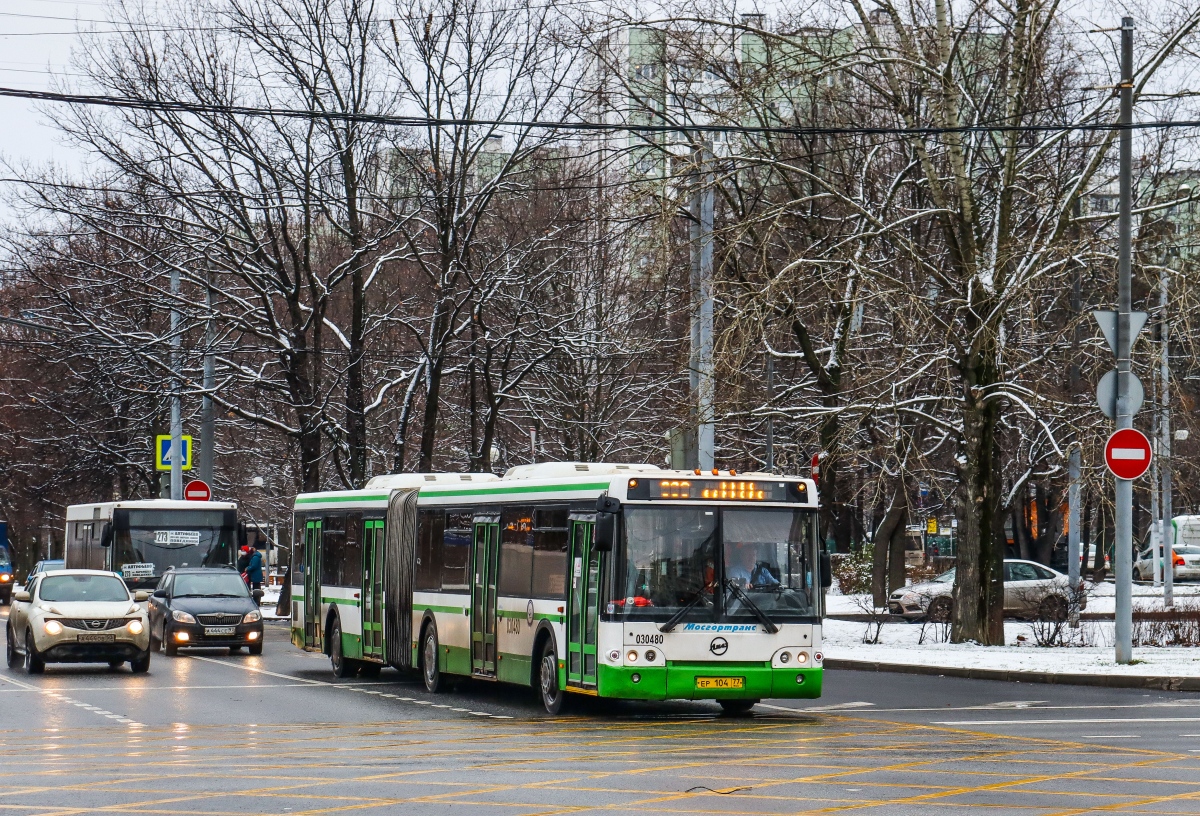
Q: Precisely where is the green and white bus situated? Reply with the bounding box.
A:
[289,462,829,713]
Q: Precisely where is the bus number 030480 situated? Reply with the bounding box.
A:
[505,617,524,634]
[634,634,664,645]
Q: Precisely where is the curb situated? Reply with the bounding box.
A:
[824,658,1200,691]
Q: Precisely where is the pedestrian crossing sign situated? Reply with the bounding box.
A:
[155,435,193,471]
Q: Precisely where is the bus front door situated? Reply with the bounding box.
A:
[303,519,322,650]
[470,521,500,676]
[361,520,385,661]
[566,520,599,688]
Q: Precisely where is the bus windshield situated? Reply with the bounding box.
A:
[113,509,235,585]
[613,506,819,621]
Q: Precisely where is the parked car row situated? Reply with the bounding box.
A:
[888,559,1081,621]
[5,566,264,674]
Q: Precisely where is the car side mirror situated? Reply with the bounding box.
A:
[100,522,113,548]
[133,591,150,602]
[152,588,167,598]
[819,552,833,589]
[13,590,30,602]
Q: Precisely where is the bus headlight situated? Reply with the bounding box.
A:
[44,620,63,636]
[243,611,262,623]
[172,610,197,624]
[127,619,144,635]
[644,649,657,662]
[796,651,808,664]
[779,651,790,663]
[627,650,638,663]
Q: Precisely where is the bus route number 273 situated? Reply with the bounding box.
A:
[634,634,663,645]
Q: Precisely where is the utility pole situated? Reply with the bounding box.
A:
[1068,444,1081,627]
[170,263,183,502]
[765,353,775,473]
[1162,245,1176,607]
[199,272,215,487]
[690,143,715,471]
[1114,16,1135,665]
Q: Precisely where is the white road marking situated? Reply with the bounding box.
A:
[934,716,1200,726]
[1081,735,1140,739]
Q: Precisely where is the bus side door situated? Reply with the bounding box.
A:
[303,519,322,650]
[361,519,385,661]
[470,519,500,676]
[566,519,599,688]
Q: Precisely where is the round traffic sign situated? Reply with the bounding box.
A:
[184,479,212,501]
[1104,428,1152,480]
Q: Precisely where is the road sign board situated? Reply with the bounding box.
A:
[1092,310,1149,355]
[184,480,211,501]
[1095,370,1144,419]
[155,435,193,471]
[1104,428,1152,480]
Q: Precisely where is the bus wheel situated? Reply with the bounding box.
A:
[538,639,566,715]
[422,623,443,693]
[330,618,357,678]
[718,699,757,716]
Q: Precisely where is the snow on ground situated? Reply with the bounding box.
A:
[821,617,1200,677]
[826,582,1200,617]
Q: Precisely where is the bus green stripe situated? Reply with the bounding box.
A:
[497,609,565,623]
[420,481,610,498]
[423,604,466,615]
[323,597,360,607]
[297,494,389,504]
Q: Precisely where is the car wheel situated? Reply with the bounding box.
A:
[538,638,565,714]
[6,626,20,669]
[927,596,953,623]
[164,625,179,656]
[130,651,151,674]
[1039,595,1068,622]
[329,617,356,678]
[24,632,45,674]
[719,699,758,715]
[248,643,263,656]
[422,622,443,693]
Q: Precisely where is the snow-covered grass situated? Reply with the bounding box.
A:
[821,617,1200,677]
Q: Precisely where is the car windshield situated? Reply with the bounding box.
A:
[172,572,250,597]
[934,568,956,583]
[39,574,130,603]
[613,506,818,621]
[1176,546,1200,555]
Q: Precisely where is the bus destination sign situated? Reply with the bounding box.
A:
[627,478,807,502]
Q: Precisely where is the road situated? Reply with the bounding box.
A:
[4,607,1200,815]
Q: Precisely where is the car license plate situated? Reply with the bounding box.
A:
[77,634,115,643]
[205,626,236,636]
[695,676,745,690]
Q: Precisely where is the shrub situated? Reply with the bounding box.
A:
[829,545,873,595]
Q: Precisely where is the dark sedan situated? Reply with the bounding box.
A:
[147,568,263,655]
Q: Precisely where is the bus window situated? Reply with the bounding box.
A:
[499,507,534,597]
[416,509,445,590]
[532,507,568,599]
[322,515,346,585]
[342,513,363,588]
[442,511,473,590]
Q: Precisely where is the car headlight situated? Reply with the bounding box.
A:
[243,610,262,623]
[172,610,197,624]
[127,619,144,635]
[0,574,11,582]
[44,620,63,636]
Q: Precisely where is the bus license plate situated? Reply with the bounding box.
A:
[695,676,745,690]
[78,634,115,643]
[205,626,236,636]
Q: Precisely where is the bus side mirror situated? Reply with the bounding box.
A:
[819,551,832,588]
[100,522,113,548]
[594,513,616,552]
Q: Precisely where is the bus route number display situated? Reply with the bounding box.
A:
[628,478,807,502]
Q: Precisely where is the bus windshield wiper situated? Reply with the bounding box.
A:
[659,588,713,633]
[724,580,779,634]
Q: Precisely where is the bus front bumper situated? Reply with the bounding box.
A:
[595,663,822,701]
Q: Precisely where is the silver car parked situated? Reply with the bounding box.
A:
[889,559,1078,621]
[1134,545,1200,582]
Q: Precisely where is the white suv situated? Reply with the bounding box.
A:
[5,570,151,674]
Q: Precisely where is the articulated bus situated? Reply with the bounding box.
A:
[65,500,239,590]
[290,463,829,713]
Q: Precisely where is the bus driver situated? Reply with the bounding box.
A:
[727,543,779,589]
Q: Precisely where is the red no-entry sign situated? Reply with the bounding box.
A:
[1104,428,1152,480]
[184,480,212,501]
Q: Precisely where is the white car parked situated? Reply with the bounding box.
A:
[5,570,151,674]
[1134,545,1200,582]
[889,559,1079,621]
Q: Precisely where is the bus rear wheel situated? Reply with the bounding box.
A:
[538,639,566,715]
[718,699,757,716]
[422,623,443,693]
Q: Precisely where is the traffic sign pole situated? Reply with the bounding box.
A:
[1114,16,1135,665]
